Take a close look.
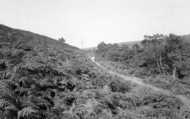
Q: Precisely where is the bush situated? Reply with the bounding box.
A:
[109,80,132,93]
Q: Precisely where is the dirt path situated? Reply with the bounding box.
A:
[90,57,190,108]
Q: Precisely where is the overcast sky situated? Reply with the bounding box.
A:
[0,0,190,48]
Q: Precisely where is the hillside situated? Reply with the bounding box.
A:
[0,24,114,119]
[95,34,190,118]
[0,25,190,119]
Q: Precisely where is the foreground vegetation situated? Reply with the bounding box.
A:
[0,25,190,119]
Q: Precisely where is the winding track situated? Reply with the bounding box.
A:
[90,57,190,108]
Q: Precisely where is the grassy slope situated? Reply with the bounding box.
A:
[0,25,190,119]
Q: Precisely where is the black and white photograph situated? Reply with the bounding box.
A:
[0,0,190,119]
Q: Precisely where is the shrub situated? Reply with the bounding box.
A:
[109,80,132,93]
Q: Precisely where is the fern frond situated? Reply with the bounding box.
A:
[18,106,36,119]
[0,99,9,109]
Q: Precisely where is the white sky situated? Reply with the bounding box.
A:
[0,0,190,48]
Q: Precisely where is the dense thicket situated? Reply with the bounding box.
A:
[96,34,190,80]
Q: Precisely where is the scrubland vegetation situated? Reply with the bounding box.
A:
[95,33,190,118]
[0,25,190,119]
[96,34,190,93]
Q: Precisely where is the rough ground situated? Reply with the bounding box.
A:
[90,56,190,109]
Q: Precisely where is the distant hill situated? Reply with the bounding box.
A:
[182,34,190,43]
[117,40,141,47]
[83,40,141,51]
